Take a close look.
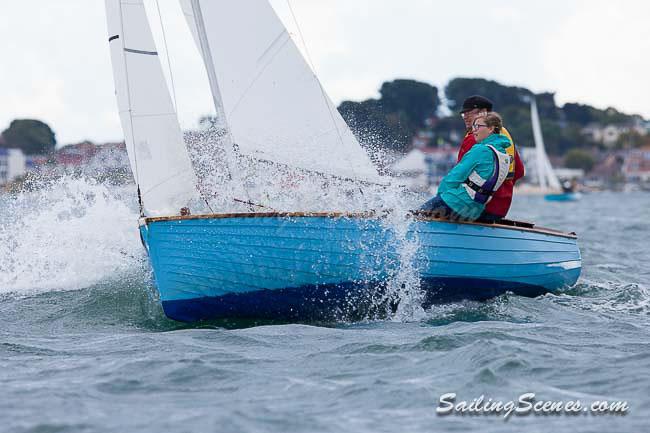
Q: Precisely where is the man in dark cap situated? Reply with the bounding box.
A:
[457,95,525,222]
[460,95,493,116]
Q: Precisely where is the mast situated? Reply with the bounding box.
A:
[187,0,250,206]
[189,0,232,144]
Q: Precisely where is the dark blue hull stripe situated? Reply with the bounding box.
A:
[161,277,548,323]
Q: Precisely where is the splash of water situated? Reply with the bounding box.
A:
[183,127,431,321]
[0,124,433,323]
[386,225,426,321]
[0,176,146,295]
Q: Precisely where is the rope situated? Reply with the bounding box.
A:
[233,198,276,211]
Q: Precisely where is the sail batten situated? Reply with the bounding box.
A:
[124,47,159,55]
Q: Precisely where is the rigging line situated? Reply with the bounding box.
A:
[139,168,195,196]
[155,0,178,111]
[233,198,276,211]
[118,0,143,216]
[285,1,349,166]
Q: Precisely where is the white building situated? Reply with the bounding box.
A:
[0,148,26,185]
[581,122,648,148]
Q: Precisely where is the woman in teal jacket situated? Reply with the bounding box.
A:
[420,112,512,221]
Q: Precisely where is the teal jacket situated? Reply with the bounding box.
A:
[438,133,511,220]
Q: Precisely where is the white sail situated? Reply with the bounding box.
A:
[530,97,561,191]
[179,0,200,53]
[105,0,201,216]
[186,0,381,183]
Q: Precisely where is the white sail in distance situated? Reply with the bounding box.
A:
[105,0,201,216]
[185,0,382,184]
[530,97,561,191]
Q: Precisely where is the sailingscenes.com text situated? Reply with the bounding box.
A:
[436,392,629,419]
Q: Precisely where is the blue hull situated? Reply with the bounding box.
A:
[140,214,581,322]
[545,193,582,202]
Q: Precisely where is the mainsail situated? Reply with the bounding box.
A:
[105,0,201,216]
[182,0,382,184]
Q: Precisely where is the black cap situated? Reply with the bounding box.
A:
[460,95,493,113]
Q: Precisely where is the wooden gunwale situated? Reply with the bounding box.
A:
[141,211,577,239]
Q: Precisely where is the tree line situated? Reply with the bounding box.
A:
[0,119,56,155]
[337,77,648,159]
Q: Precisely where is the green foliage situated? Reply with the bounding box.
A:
[445,77,530,113]
[564,149,596,172]
[379,79,440,127]
[392,77,644,156]
[614,130,650,149]
[562,103,630,126]
[1,119,56,155]
[338,99,411,152]
[556,123,597,153]
[341,77,646,158]
[562,103,597,124]
[498,105,534,149]
[594,107,632,125]
[536,92,560,121]
[338,79,439,152]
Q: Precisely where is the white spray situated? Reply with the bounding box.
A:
[0,176,145,295]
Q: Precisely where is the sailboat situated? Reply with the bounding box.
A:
[525,97,581,202]
[105,0,581,322]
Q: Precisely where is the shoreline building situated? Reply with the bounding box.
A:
[0,148,26,186]
[622,146,650,184]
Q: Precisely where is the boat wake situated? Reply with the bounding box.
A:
[550,279,650,317]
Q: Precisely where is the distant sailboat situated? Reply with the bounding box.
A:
[105,0,581,322]
[531,97,561,192]
[520,97,581,201]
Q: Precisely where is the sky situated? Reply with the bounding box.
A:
[0,0,648,145]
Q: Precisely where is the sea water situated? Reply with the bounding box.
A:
[1,179,649,432]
